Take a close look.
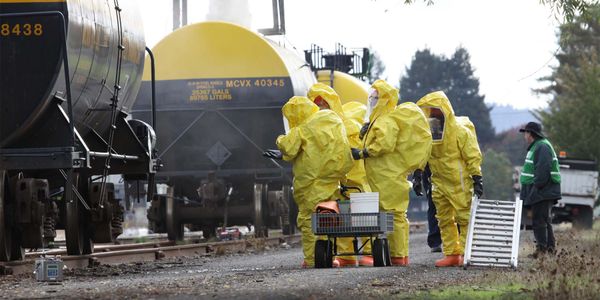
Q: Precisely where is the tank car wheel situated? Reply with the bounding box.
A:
[166,194,183,241]
[201,226,216,240]
[65,173,93,255]
[253,184,267,237]
[0,171,14,261]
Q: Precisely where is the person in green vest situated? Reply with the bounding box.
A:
[519,121,561,258]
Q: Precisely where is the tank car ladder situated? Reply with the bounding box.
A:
[464,196,523,269]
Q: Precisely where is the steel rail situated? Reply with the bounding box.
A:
[0,234,301,276]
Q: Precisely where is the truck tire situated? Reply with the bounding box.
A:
[573,206,593,230]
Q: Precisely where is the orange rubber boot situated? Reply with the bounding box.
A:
[358,256,373,266]
[335,258,357,267]
[435,255,461,267]
[391,257,409,266]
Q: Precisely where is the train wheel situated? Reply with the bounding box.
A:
[65,200,84,255]
[166,194,183,241]
[0,171,13,261]
[65,172,93,255]
[253,184,267,237]
[201,226,216,240]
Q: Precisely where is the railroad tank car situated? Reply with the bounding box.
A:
[133,21,370,239]
[0,0,156,260]
[315,70,369,105]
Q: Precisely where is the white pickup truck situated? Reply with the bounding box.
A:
[515,157,598,229]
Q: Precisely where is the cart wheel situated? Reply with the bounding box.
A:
[373,238,386,267]
[383,238,391,266]
[315,240,333,268]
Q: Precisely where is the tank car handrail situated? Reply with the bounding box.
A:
[89,152,139,161]
[145,47,157,132]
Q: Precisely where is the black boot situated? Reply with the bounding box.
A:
[528,246,547,259]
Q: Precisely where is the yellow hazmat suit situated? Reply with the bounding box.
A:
[276,96,353,267]
[360,80,432,262]
[308,84,371,265]
[342,101,373,263]
[416,92,482,260]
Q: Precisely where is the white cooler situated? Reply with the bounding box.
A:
[349,192,379,226]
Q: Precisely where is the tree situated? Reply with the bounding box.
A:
[488,125,529,166]
[400,47,495,145]
[481,149,515,201]
[539,0,598,21]
[402,0,596,21]
[366,49,386,84]
[536,5,600,163]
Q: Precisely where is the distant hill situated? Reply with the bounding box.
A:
[489,105,536,133]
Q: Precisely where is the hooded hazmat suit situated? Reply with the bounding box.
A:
[276,96,353,267]
[307,84,371,265]
[358,80,432,262]
[416,92,482,261]
[341,101,372,193]
[307,84,371,193]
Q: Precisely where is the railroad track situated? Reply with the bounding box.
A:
[26,232,206,258]
[0,234,301,277]
[49,232,205,248]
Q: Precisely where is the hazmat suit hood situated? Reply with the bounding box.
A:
[369,80,399,122]
[415,91,457,144]
[342,101,368,125]
[308,83,359,137]
[282,96,319,129]
[456,116,477,137]
[307,83,345,117]
[390,102,433,172]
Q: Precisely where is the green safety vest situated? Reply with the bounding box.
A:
[519,138,561,185]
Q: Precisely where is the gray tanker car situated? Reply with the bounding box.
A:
[0,0,157,260]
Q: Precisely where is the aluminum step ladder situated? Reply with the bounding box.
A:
[464,196,523,269]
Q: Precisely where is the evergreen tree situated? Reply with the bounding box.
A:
[403,0,593,21]
[536,5,600,163]
[488,125,529,166]
[400,47,495,145]
[366,49,386,84]
[481,149,515,201]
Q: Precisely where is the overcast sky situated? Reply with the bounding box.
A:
[140,0,561,109]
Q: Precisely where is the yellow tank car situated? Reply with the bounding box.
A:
[134,21,317,239]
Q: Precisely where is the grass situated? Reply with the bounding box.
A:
[409,220,600,300]
[408,284,530,300]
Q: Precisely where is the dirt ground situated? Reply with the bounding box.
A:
[0,224,597,299]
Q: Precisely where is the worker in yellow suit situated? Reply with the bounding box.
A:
[352,80,432,266]
[307,83,371,267]
[263,96,353,268]
[415,91,483,267]
[342,101,374,266]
